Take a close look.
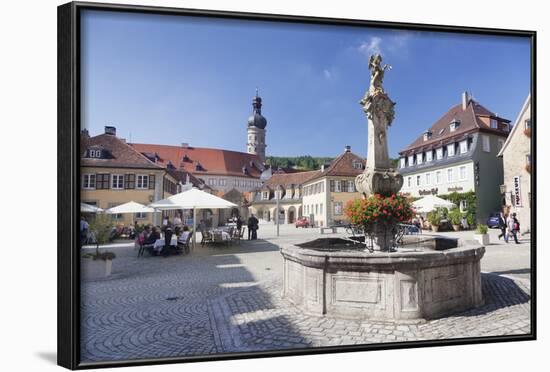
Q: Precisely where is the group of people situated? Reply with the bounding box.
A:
[136,212,193,256]
[497,211,522,244]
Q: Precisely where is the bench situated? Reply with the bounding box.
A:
[319,226,337,234]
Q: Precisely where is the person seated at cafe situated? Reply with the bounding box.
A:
[144,226,160,245]
[178,225,191,243]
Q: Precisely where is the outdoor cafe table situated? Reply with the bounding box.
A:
[153,236,178,252]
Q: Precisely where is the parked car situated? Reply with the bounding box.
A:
[295,217,310,228]
[486,212,501,229]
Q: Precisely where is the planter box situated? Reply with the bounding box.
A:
[452,225,461,231]
[82,258,113,280]
[473,233,489,245]
[431,225,440,232]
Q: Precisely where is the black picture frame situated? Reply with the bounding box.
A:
[58,1,536,369]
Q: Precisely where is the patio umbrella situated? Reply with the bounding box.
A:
[149,188,237,247]
[105,201,155,214]
[80,202,103,213]
[413,195,456,213]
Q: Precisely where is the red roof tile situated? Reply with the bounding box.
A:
[264,170,320,188]
[399,100,510,155]
[81,134,163,170]
[306,151,365,182]
[130,143,263,178]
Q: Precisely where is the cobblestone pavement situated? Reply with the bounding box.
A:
[81,235,531,363]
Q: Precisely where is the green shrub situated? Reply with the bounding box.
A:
[427,210,441,226]
[449,208,463,226]
[86,214,116,260]
[476,224,488,234]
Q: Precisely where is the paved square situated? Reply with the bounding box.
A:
[81,226,531,362]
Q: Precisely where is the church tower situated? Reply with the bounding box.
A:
[246,89,267,162]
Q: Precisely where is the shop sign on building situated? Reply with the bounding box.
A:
[513,176,522,207]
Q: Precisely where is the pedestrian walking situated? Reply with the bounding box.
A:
[247,214,259,240]
[506,212,520,244]
[497,211,507,242]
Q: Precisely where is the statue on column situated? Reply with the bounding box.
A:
[355,54,403,198]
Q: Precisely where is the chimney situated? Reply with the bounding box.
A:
[321,164,325,172]
[104,126,116,136]
[344,145,351,153]
[462,91,470,110]
[81,128,90,138]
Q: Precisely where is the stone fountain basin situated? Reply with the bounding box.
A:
[280,237,485,323]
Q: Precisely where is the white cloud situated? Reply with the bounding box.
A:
[358,36,382,57]
[357,32,413,58]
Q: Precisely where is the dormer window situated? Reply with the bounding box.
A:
[490,119,498,129]
[400,158,406,168]
[436,147,443,160]
[408,155,414,166]
[426,151,433,162]
[416,153,423,165]
[195,162,205,171]
[88,149,102,158]
[182,154,191,162]
[352,160,363,169]
[449,119,460,132]
[525,119,531,130]
[242,166,249,175]
[447,143,455,157]
[423,130,432,141]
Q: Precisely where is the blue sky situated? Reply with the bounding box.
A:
[81,10,531,158]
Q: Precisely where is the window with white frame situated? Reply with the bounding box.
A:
[425,173,431,185]
[459,140,468,154]
[459,200,468,212]
[426,151,433,162]
[436,171,442,184]
[89,149,102,158]
[447,143,455,157]
[262,191,269,200]
[490,119,498,129]
[334,202,343,216]
[459,166,467,180]
[447,168,454,182]
[334,180,341,192]
[136,175,149,189]
[525,119,531,130]
[408,155,414,166]
[482,135,491,152]
[400,158,406,168]
[111,174,124,189]
[416,153,423,165]
[416,175,421,186]
[347,180,354,192]
[219,179,227,186]
[82,174,96,189]
[497,139,505,151]
[436,148,443,160]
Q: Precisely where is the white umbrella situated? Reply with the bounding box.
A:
[149,188,237,247]
[413,195,456,213]
[105,201,155,214]
[80,202,103,213]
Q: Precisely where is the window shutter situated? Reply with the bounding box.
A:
[125,174,135,189]
[330,180,335,192]
[149,175,156,189]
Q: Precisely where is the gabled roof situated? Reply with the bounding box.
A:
[166,169,212,190]
[130,143,263,178]
[498,94,531,157]
[399,99,510,155]
[263,170,320,189]
[305,150,365,183]
[81,133,163,170]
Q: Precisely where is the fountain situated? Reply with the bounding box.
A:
[280,54,485,322]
